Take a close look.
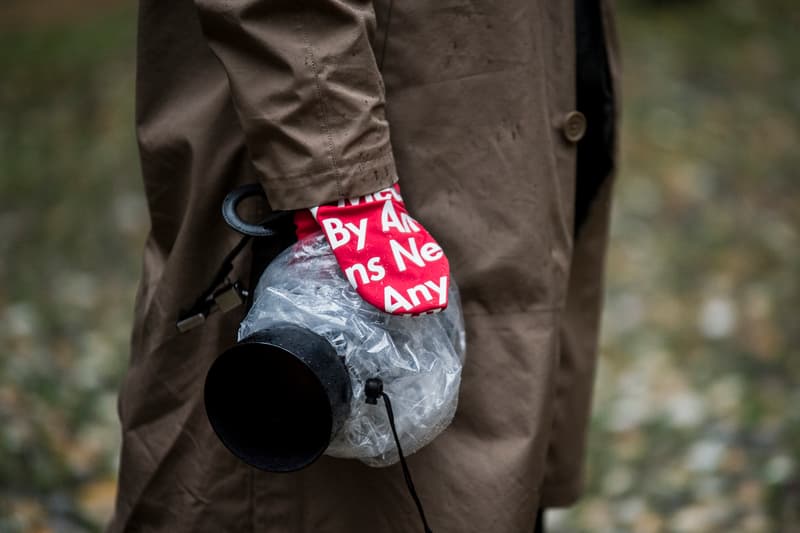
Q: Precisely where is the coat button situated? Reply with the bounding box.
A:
[562,111,587,143]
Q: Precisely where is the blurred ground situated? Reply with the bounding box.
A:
[1,0,798,531]
[0,2,139,531]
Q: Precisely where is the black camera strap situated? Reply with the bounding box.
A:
[176,234,252,333]
[176,186,294,333]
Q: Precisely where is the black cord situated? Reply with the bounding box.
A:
[378,0,394,70]
[382,392,434,533]
[365,378,433,533]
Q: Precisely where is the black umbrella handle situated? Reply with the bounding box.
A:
[222,183,292,237]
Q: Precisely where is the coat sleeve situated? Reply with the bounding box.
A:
[192,0,398,210]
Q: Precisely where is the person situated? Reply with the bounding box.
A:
[108,0,618,531]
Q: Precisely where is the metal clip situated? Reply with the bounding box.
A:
[176,313,206,333]
[176,280,249,333]
[214,282,247,313]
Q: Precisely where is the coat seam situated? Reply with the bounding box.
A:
[261,147,394,185]
[299,15,344,199]
[378,0,394,71]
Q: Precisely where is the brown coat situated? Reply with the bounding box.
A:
[110,0,619,531]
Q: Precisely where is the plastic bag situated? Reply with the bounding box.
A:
[238,233,466,467]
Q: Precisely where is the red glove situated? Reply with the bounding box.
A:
[294,185,450,315]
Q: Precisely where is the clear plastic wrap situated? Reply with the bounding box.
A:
[238,233,466,467]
